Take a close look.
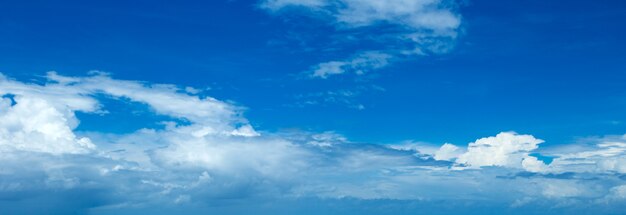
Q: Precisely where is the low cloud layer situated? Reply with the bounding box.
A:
[1,72,626,214]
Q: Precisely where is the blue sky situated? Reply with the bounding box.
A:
[1,0,626,214]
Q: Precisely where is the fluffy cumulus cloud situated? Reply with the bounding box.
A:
[1,72,626,214]
[261,0,461,78]
[456,132,545,169]
[0,96,95,154]
[0,74,97,155]
[434,143,462,161]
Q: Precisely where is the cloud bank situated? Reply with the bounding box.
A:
[1,72,626,214]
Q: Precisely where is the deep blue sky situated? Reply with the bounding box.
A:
[3,1,626,214]
[1,0,626,146]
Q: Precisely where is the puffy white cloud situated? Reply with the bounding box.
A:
[521,156,549,173]
[0,96,95,154]
[448,132,626,175]
[456,132,545,169]
[261,0,461,78]
[0,75,98,155]
[434,143,462,161]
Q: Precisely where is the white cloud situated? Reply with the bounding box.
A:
[333,0,460,32]
[540,136,626,174]
[0,96,95,154]
[262,0,460,33]
[230,124,261,137]
[521,156,549,173]
[0,72,99,113]
[455,132,545,169]
[386,141,439,155]
[434,143,462,161]
[261,0,461,78]
[307,131,348,147]
[448,133,626,175]
[0,75,98,155]
[0,72,257,155]
[73,73,244,128]
[311,51,392,78]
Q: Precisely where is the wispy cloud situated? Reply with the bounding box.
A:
[311,51,392,78]
[291,85,383,109]
[261,0,461,78]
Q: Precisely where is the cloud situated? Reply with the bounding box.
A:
[455,132,545,170]
[291,85,383,109]
[521,156,549,173]
[307,131,348,147]
[434,143,462,161]
[72,72,245,129]
[606,185,626,200]
[3,72,626,214]
[262,0,460,32]
[311,51,392,78]
[539,135,626,174]
[0,96,95,154]
[261,0,461,78]
[0,74,98,155]
[541,180,584,198]
[437,132,626,176]
[261,0,327,10]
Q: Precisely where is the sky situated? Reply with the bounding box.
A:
[1,0,626,214]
